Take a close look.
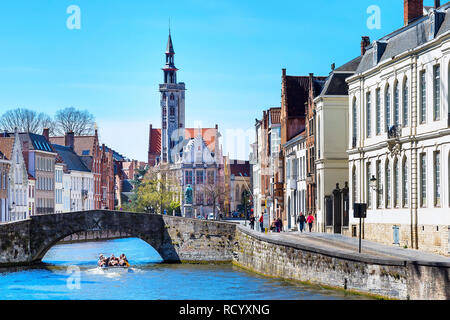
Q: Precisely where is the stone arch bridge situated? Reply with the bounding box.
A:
[0,210,237,267]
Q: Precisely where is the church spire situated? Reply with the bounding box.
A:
[163,30,178,84]
[166,30,175,55]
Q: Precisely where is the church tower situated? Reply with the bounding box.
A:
[160,30,186,163]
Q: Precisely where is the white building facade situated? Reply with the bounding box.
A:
[347,4,450,255]
[284,132,307,231]
[7,131,28,221]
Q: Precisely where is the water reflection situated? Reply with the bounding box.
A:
[0,238,372,300]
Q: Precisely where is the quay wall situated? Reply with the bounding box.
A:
[232,226,450,300]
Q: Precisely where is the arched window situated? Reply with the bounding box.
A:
[376,88,381,135]
[394,81,400,126]
[366,91,372,137]
[366,161,372,208]
[420,70,427,124]
[170,93,175,101]
[402,77,409,127]
[352,165,357,204]
[402,157,409,208]
[352,98,357,148]
[394,158,400,208]
[385,84,391,131]
[433,64,441,121]
[385,159,391,208]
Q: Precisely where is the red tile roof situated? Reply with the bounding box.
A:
[148,128,161,154]
[49,136,97,157]
[0,137,14,160]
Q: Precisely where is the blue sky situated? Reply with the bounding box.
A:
[0,0,438,161]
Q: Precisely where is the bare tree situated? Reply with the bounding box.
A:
[203,179,227,220]
[53,107,95,136]
[0,108,54,134]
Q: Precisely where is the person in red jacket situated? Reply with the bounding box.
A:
[259,214,264,233]
[306,214,315,232]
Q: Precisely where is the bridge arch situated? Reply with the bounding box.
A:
[29,210,181,264]
[0,210,238,267]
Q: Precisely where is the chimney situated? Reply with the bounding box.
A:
[65,131,75,150]
[42,128,49,141]
[282,68,286,77]
[331,63,335,71]
[435,0,441,8]
[361,36,371,55]
[404,0,423,26]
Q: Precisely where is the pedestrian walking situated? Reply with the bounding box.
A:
[274,218,280,233]
[249,214,255,230]
[306,213,315,232]
[297,212,306,233]
[259,214,264,233]
[278,218,283,232]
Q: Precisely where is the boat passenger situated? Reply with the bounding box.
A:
[119,254,129,267]
[109,254,119,266]
[98,254,106,267]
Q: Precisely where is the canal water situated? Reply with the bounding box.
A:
[0,238,370,300]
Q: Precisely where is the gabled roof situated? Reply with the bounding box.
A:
[19,133,55,153]
[0,137,14,160]
[49,136,97,157]
[284,75,327,117]
[100,145,128,162]
[149,128,162,154]
[284,76,310,117]
[229,160,250,177]
[148,127,218,155]
[185,128,217,153]
[52,144,90,172]
[318,56,362,97]
[269,108,281,125]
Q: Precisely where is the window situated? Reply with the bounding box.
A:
[169,107,175,116]
[394,82,400,126]
[196,171,204,185]
[402,158,409,208]
[394,159,400,208]
[366,92,371,138]
[207,171,215,184]
[433,65,440,121]
[366,162,371,208]
[376,89,381,135]
[420,153,427,207]
[185,171,193,185]
[434,152,441,207]
[385,85,391,131]
[352,98,357,145]
[402,78,409,127]
[352,165,357,204]
[385,160,391,208]
[420,70,426,124]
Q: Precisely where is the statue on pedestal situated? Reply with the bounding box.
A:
[185,184,193,205]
